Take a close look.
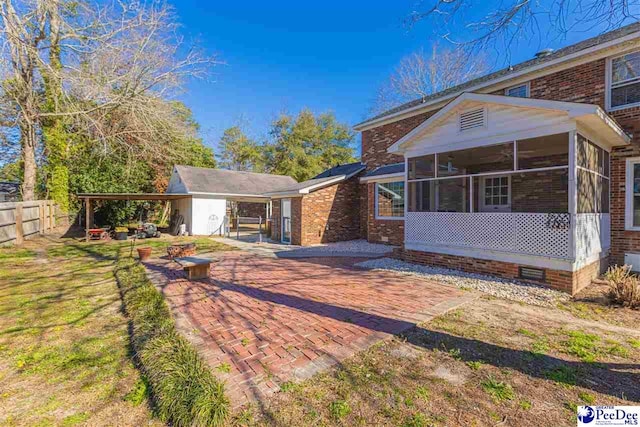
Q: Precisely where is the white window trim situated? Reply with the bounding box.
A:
[625,157,640,231]
[375,181,405,220]
[479,175,512,212]
[504,82,530,98]
[606,49,640,112]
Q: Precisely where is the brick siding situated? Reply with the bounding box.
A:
[270,177,362,246]
[361,112,432,170]
[394,247,606,294]
[299,177,362,246]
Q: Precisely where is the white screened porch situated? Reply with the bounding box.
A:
[388,93,629,271]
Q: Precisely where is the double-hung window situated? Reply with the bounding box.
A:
[375,181,405,219]
[608,50,640,110]
[626,158,640,230]
[504,83,529,98]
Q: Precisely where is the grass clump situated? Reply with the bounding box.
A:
[544,365,577,387]
[329,400,351,419]
[481,377,515,401]
[115,255,229,426]
[124,377,150,406]
[628,339,640,349]
[564,330,600,362]
[578,391,596,405]
[519,400,532,410]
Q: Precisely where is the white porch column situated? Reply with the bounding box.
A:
[568,130,578,260]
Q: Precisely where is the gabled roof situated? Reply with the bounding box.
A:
[170,165,297,196]
[355,21,640,131]
[265,162,365,197]
[388,93,630,154]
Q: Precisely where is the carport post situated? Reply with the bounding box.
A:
[258,216,263,243]
[85,198,91,242]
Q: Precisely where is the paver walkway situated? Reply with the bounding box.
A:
[145,252,473,407]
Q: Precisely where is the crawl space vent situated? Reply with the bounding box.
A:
[459,108,486,132]
[519,266,545,282]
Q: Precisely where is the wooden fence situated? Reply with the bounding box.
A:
[0,200,60,246]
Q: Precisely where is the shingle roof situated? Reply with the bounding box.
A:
[362,163,405,178]
[313,162,365,179]
[265,162,365,195]
[173,165,297,195]
[0,182,19,194]
[356,21,640,127]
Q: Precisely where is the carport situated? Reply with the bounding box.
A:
[77,193,191,241]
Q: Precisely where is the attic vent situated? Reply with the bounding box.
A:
[459,108,486,132]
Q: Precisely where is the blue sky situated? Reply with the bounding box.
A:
[172,1,624,154]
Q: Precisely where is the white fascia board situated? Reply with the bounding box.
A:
[187,191,269,198]
[266,193,304,199]
[359,172,405,183]
[389,94,625,155]
[301,175,347,193]
[354,31,640,132]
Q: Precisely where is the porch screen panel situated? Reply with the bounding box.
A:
[408,155,435,179]
[437,142,514,177]
[409,181,434,212]
[511,169,569,213]
[577,134,610,214]
[437,178,470,212]
[517,133,569,170]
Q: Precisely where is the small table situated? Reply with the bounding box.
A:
[174,256,216,280]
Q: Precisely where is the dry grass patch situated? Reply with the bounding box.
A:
[236,295,639,426]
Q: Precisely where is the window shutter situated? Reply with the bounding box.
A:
[459,108,486,132]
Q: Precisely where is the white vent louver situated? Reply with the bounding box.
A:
[459,108,486,132]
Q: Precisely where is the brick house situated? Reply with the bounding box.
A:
[266,162,364,246]
[352,22,640,294]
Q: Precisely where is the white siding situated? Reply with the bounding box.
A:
[191,196,227,236]
[404,102,574,156]
[166,168,188,193]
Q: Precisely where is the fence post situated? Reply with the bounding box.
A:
[236,216,240,240]
[48,200,54,231]
[15,203,23,245]
[39,201,45,235]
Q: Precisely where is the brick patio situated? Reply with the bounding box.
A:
[145,252,471,407]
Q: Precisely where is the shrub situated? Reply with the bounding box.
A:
[115,256,229,426]
[604,265,640,308]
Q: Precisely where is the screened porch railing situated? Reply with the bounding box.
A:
[405,212,572,259]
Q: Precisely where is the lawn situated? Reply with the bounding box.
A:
[235,292,640,426]
[0,234,232,426]
[2,234,638,426]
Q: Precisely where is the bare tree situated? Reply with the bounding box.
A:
[405,0,640,54]
[0,0,219,200]
[371,45,488,114]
